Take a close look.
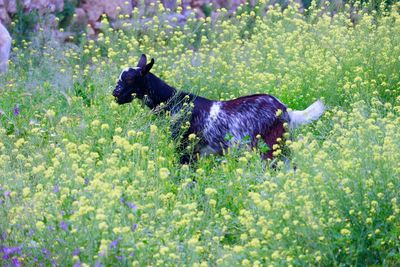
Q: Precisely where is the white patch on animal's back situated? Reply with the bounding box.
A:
[209,102,221,120]
[200,95,286,156]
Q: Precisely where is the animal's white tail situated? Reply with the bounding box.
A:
[288,100,325,129]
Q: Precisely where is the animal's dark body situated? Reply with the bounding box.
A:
[113,54,325,163]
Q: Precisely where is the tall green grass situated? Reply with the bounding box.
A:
[0,1,399,266]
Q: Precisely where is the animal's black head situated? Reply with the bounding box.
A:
[112,54,154,105]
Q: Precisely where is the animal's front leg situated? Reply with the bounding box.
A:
[178,134,205,164]
[177,133,194,164]
[179,153,191,164]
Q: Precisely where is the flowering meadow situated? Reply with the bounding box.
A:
[1,1,400,266]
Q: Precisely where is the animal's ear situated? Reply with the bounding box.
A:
[141,58,154,76]
[137,54,147,68]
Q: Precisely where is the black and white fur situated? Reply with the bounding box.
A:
[113,54,325,163]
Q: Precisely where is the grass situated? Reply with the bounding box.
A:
[1,1,400,266]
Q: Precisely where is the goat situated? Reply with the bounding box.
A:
[113,54,325,163]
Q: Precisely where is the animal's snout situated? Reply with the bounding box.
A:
[113,87,122,97]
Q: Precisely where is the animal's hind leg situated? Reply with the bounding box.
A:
[261,121,286,160]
